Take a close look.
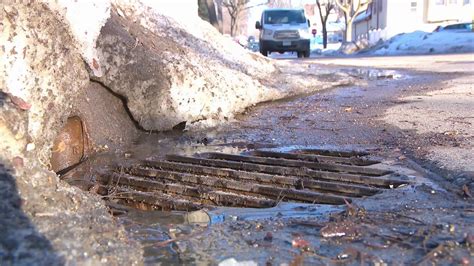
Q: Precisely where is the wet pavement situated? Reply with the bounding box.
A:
[64,54,474,265]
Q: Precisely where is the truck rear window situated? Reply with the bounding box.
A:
[264,10,306,25]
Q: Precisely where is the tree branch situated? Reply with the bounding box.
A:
[243,1,269,10]
[354,0,371,18]
[335,0,350,14]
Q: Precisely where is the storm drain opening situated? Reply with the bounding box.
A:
[96,149,410,211]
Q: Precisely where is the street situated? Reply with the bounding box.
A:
[2,2,473,264]
[119,53,474,264]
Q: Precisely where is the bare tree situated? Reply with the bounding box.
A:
[316,0,335,48]
[335,0,371,42]
[222,0,267,36]
[268,0,292,8]
[198,0,222,32]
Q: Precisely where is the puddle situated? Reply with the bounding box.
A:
[118,208,199,265]
[118,203,343,265]
[253,144,379,156]
[341,68,406,80]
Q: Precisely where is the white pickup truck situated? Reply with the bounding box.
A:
[255,8,311,58]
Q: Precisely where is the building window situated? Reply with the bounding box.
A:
[411,1,417,11]
[463,0,470,4]
[448,0,457,4]
[435,0,446,4]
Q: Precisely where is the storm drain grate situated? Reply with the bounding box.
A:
[97,149,410,211]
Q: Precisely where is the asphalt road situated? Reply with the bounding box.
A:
[125,53,474,264]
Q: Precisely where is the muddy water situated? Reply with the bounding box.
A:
[118,209,199,264]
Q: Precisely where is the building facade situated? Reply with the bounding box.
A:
[353,0,473,44]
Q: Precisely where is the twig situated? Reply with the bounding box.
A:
[144,227,209,248]
[394,213,426,225]
[415,243,445,264]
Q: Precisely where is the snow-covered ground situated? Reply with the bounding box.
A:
[370,30,474,55]
[316,30,474,57]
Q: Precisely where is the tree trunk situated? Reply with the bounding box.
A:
[322,26,328,49]
[206,0,220,31]
[346,19,353,42]
[216,2,223,33]
[230,16,237,36]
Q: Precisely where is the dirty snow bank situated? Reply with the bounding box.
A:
[1,3,142,264]
[44,0,280,131]
[91,0,282,131]
[44,0,111,77]
[45,0,274,78]
[368,30,474,55]
[42,0,341,132]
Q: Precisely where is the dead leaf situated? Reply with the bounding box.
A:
[462,184,472,198]
[92,58,99,70]
[292,237,310,249]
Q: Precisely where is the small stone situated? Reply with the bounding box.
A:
[26,143,35,151]
[264,232,273,242]
[449,224,455,233]
[12,156,24,168]
[117,8,125,17]
[461,257,470,265]
[466,233,474,246]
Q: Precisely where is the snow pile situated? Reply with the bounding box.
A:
[112,0,275,75]
[370,30,474,55]
[44,0,274,78]
[44,0,111,77]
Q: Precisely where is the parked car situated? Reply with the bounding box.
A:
[247,40,260,53]
[255,8,311,58]
[434,22,473,32]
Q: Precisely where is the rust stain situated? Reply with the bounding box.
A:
[50,116,86,173]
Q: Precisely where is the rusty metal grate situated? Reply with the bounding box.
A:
[97,149,410,211]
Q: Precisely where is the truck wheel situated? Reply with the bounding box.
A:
[260,50,268,57]
[303,50,310,58]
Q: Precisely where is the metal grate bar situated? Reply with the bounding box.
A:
[126,167,350,205]
[204,152,388,176]
[105,187,205,211]
[165,154,406,188]
[142,160,380,197]
[293,148,370,157]
[254,150,377,166]
[88,149,411,211]
[98,172,276,208]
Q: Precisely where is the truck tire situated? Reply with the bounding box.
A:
[303,49,310,58]
[260,49,268,57]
